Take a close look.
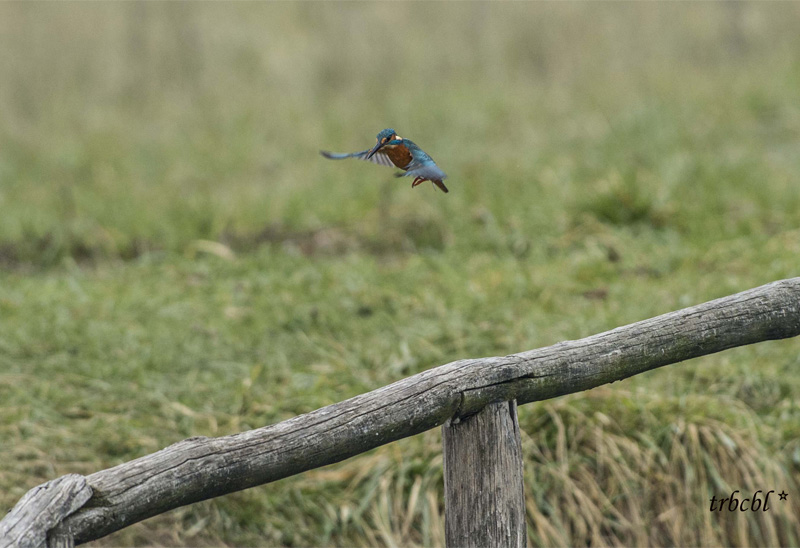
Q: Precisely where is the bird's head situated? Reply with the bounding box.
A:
[367,128,401,159]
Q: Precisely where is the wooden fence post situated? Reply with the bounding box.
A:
[442,400,526,548]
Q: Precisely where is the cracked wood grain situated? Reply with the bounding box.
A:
[0,474,91,548]
[2,277,799,545]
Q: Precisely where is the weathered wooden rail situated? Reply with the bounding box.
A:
[2,278,800,547]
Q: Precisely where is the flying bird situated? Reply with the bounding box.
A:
[321,129,449,193]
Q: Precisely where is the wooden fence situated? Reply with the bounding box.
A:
[2,277,800,547]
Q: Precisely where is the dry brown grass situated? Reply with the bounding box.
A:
[524,391,799,547]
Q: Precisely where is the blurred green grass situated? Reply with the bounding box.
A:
[1,3,799,546]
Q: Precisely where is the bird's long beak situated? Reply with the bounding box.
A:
[367,141,384,159]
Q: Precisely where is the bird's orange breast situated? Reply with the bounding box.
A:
[381,144,412,170]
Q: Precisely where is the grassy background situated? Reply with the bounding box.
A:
[1,3,800,546]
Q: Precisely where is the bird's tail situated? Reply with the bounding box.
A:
[320,150,356,160]
[432,180,449,193]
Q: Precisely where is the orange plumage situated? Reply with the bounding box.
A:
[380,144,413,169]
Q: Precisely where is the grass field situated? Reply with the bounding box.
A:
[1,3,800,546]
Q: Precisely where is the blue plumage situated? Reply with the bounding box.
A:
[321,129,449,193]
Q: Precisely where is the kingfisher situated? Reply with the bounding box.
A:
[321,129,449,193]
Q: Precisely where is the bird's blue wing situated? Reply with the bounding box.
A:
[394,161,447,182]
[320,149,395,168]
[394,139,448,180]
